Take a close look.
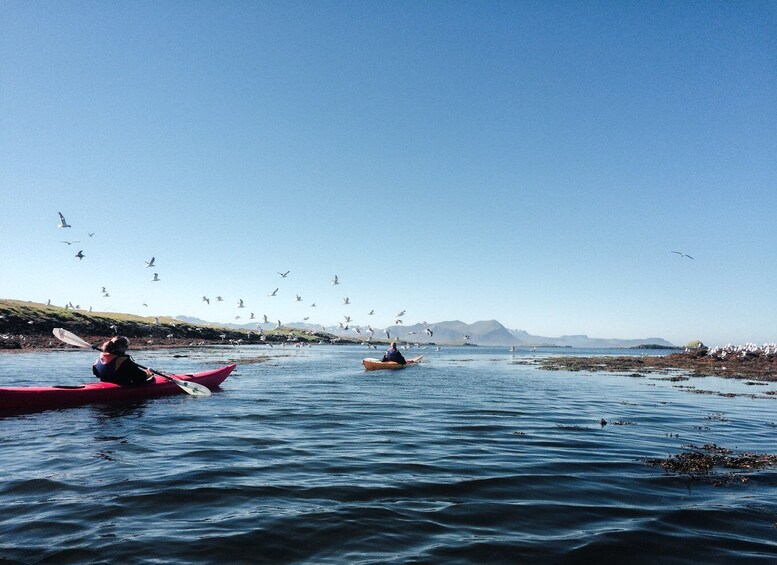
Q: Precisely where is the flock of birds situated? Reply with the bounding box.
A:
[694,343,777,359]
[54,212,442,346]
[51,212,708,350]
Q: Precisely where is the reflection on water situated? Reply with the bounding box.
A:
[1,345,776,563]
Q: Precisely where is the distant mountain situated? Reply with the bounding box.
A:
[508,329,676,349]
[174,315,675,348]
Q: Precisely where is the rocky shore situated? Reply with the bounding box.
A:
[539,352,777,381]
[0,299,361,352]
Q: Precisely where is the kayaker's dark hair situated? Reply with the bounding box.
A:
[103,336,130,354]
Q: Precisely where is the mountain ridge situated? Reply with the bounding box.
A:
[176,315,676,348]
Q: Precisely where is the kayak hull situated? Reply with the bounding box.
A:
[363,355,423,371]
[0,364,236,413]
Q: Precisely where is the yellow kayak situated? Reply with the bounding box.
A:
[362,355,424,371]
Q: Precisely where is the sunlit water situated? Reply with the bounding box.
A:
[1,345,776,563]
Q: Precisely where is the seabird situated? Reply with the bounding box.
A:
[296,294,302,302]
[425,328,433,337]
[237,298,245,308]
[396,310,406,317]
[310,303,317,307]
[395,319,402,325]
[75,250,85,260]
[88,232,95,237]
[151,273,160,282]
[216,296,223,301]
[57,212,71,228]
[368,310,375,315]
[331,275,339,285]
[263,315,269,323]
[672,251,694,260]
[250,313,255,319]
[278,270,290,278]
[343,297,350,305]
[385,329,391,339]
[269,288,278,297]
[344,315,352,323]
[103,292,110,298]
[202,296,210,304]
[101,286,107,293]
[145,257,155,268]
[60,240,80,245]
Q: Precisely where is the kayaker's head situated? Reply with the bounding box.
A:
[102,336,130,355]
[389,342,397,350]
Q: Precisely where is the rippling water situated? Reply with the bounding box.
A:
[2,345,777,563]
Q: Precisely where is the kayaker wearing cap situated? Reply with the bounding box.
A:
[382,342,406,365]
[93,336,154,385]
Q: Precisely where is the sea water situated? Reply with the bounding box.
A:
[1,345,776,563]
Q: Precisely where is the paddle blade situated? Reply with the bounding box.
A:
[52,328,93,349]
[168,377,212,397]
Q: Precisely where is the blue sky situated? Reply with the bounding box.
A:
[1,1,775,346]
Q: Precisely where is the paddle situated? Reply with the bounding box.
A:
[52,328,211,397]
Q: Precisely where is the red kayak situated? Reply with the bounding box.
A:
[0,364,236,413]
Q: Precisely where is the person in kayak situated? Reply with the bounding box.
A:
[93,336,154,385]
[382,342,407,365]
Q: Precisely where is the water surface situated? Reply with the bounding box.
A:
[1,346,776,563]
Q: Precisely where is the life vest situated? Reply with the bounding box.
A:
[93,353,127,381]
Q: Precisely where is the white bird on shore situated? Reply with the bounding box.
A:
[672,251,694,260]
[278,270,290,278]
[151,273,160,282]
[75,250,85,260]
[57,212,71,228]
[269,288,278,297]
[145,256,155,268]
[331,275,339,285]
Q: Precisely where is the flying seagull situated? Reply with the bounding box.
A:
[88,232,95,237]
[396,310,406,318]
[237,299,245,308]
[60,240,80,245]
[57,212,71,228]
[672,251,694,260]
[368,309,374,316]
[216,296,223,302]
[331,275,339,285]
[151,273,160,282]
[145,257,156,268]
[269,288,278,297]
[202,296,210,304]
[75,250,85,260]
[343,297,350,305]
[296,294,303,302]
[278,270,290,278]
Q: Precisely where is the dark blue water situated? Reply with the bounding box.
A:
[2,346,777,563]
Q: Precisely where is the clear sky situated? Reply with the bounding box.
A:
[1,1,775,346]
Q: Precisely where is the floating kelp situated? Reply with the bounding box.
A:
[645,443,777,486]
